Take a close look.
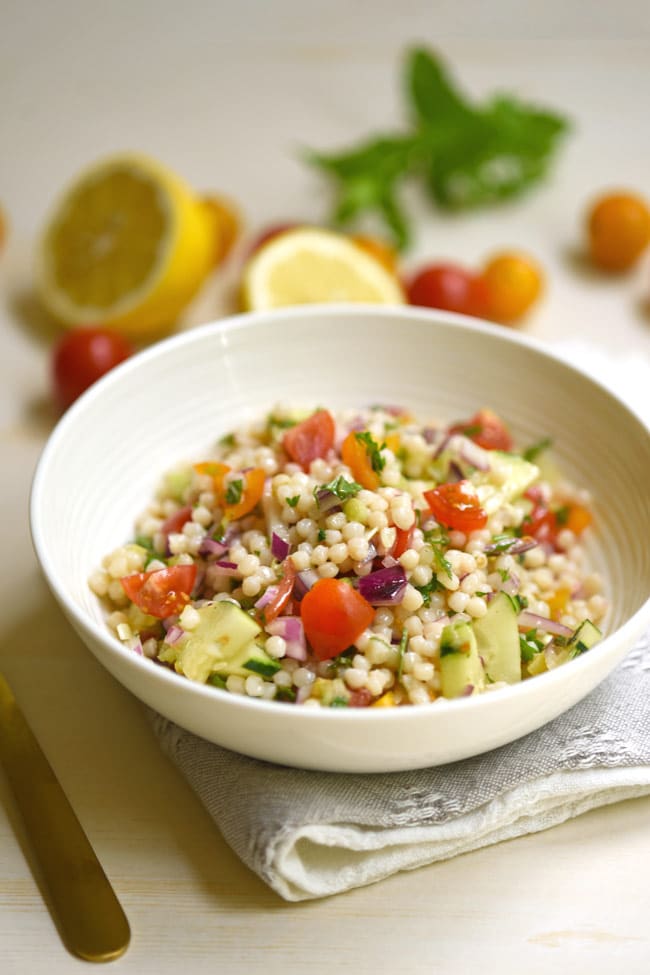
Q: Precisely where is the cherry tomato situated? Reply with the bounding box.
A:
[392,525,415,559]
[257,559,296,624]
[200,194,241,265]
[424,480,487,532]
[351,234,398,272]
[301,578,375,661]
[283,409,336,470]
[121,564,197,619]
[222,468,266,521]
[565,503,593,535]
[247,222,301,257]
[341,430,381,490]
[348,688,374,707]
[52,327,133,411]
[480,251,543,324]
[406,263,490,318]
[449,408,513,451]
[587,192,650,271]
[160,505,193,537]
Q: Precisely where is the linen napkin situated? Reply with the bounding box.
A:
[151,341,650,901]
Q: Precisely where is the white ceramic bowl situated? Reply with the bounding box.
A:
[30,306,650,772]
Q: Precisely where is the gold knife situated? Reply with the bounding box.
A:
[0,671,130,962]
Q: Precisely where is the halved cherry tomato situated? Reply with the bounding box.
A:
[283,410,336,470]
[341,430,380,490]
[348,688,374,707]
[565,503,593,535]
[301,578,375,661]
[160,505,193,537]
[193,461,230,491]
[393,524,415,559]
[121,564,197,619]
[222,468,266,520]
[424,480,487,532]
[256,559,296,624]
[449,408,513,451]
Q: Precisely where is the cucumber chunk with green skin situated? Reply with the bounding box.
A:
[440,622,485,699]
[229,640,281,678]
[472,591,522,685]
[159,601,261,683]
[567,619,602,657]
[471,451,539,515]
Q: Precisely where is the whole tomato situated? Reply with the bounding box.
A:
[52,327,133,411]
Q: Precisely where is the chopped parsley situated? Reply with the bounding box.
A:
[134,534,155,551]
[219,432,236,448]
[225,479,244,506]
[315,475,362,503]
[422,526,452,579]
[523,436,552,462]
[487,532,518,554]
[317,528,326,542]
[329,696,350,708]
[519,628,545,663]
[397,628,409,681]
[355,431,386,473]
[414,576,440,607]
[554,505,570,526]
[207,673,228,689]
[505,592,529,613]
[275,686,297,703]
[286,495,300,508]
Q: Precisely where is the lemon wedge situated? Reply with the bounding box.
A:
[38,154,215,339]
[240,227,404,310]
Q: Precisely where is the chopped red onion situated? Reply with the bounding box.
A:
[211,560,239,578]
[266,615,307,661]
[458,437,490,472]
[255,585,279,610]
[271,527,291,561]
[358,565,408,605]
[126,636,143,655]
[432,432,451,459]
[461,683,474,697]
[294,569,319,600]
[498,570,520,596]
[314,487,342,512]
[447,461,464,483]
[485,536,537,556]
[164,625,185,646]
[422,426,439,444]
[199,537,229,558]
[517,610,573,638]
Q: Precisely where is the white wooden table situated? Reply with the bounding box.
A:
[1,3,650,972]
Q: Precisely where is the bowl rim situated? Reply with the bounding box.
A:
[30,304,650,730]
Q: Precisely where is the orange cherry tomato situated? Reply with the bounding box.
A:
[200,194,241,266]
[257,559,296,624]
[565,503,593,535]
[587,192,650,271]
[351,234,398,272]
[481,251,544,324]
[424,481,487,532]
[301,578,375,661]
[121,564,197,619]
[222,468,266,520]
[283,409,336,470]
[341,430,382,490]
[449,408,513,451]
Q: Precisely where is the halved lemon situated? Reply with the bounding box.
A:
[240,227,404,311]
[38,153,215,339]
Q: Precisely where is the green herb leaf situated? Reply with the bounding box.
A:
[397,628,409,681]
[219,432,236,448]
[519,628,545,663]
[523,436,552,462]
[414,576,440,607]
[355,431,386,473]
[225,479,244,506]
[555,505,570,526]
[305,48,569,248]
[316,475,363,504]
[286,495,300,508]
[422,526,452,579]
[329,696,350,708]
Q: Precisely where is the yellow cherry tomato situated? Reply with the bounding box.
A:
[587,191,650,271]
[481,251,544,324]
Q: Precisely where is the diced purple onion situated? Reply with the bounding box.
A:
[126,636,144,655]
[199,537,229,558]
[255,585,279,610]
[422,426,439,444]
[357,565,408,606]
[314,488,342,513]
[485,536,538,556]
[461,683,474,697]
[164,625,185,646]
[266,615,307,661]
[447,461,464,483]
[271,527,291,561]
[517,610,573,638]
[211,560,239,578]
[294,569,319,601]
[498,570,520,596]
[432,432,451,459]
[458,437,490,472]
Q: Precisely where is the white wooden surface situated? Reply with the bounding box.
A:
[1,3,650,972]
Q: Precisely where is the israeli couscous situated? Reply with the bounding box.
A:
[90,404,606,707]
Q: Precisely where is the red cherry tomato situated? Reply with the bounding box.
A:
[283,409,336,470]
[392,525,415,559]
[407,263,489,318]
[161,506,193,537]
[248,222,301,256]
[449,408,513,451]
[301,578,375,661]
[52,327,133,411]
[424,480,488,532]
[121,564,197,619]
[257,559,296,624]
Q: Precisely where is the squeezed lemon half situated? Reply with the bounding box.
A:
[38,154,215,339]
[241,227,404,311]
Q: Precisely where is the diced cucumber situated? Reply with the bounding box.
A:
[228,640,281,678]
[159,601,261,683]
[567,619,602,658]
[163,466,193,502]
[472,591,522,685]
[439,622,485,699]
[471,451,539,515]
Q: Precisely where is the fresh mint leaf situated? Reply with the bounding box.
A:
[316,475,362,503]
[225,479,244,506]
[355,431,386,473]
[286,495,300,508]
[523,436,552,462]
